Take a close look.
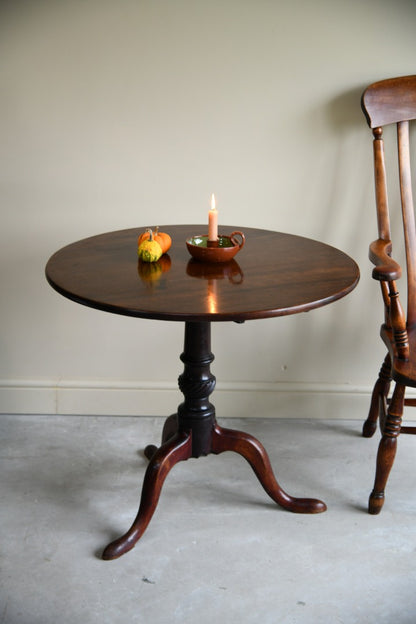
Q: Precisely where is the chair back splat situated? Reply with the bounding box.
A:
[361,75,416,514]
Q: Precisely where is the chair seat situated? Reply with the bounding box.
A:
[381,323,416,387]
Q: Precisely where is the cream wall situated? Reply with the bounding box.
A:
[1,0,416,417]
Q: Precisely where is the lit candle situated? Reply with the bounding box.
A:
[208,193,218,242]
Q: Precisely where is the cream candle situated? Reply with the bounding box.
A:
[208,193,218,241]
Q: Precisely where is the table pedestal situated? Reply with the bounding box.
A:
[102,321,326,560]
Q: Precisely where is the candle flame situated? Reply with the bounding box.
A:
[211,193,216,211]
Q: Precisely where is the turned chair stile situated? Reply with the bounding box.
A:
[362,75,416,514]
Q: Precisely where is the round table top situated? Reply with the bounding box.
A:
[45,225,359,322]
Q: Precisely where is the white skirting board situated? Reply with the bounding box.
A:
[2,379,414,420]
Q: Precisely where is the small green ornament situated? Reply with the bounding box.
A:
[138,229,163,262]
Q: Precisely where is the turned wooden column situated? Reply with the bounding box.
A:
[177,321,216,457]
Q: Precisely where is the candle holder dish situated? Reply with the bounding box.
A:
[186,231,245,263]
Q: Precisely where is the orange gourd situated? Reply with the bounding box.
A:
[138,227,172,254]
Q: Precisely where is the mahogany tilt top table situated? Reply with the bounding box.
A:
[45,224,359,559]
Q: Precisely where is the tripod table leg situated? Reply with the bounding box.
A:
[144,414,178,460]
[210,423,326,514]
[102,430,192,560]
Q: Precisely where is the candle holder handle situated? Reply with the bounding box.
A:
[230,231,245,250]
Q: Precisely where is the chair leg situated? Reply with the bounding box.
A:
[368,383,404,514]
[363,354,391,438]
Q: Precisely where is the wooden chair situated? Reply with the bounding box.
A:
[361,75,416,514]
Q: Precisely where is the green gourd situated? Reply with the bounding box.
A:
[138,229,163,262]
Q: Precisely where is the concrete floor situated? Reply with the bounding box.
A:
[1,414,416,624]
